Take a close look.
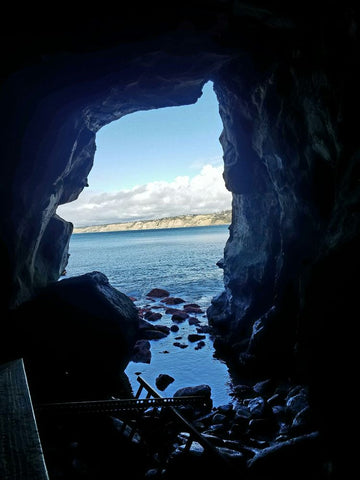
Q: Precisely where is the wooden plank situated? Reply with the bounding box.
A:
[0,359,49,480]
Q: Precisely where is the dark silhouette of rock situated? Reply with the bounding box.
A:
[11,271,139,401]
[1,3,359,476]
[188,333,206,342]
[155,373,175,391]
[174,384,211,400]
[247,432,322,480]
[140,330,168,340]
[132,339,151,364]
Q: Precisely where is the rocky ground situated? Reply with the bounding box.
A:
[36,287,331,479]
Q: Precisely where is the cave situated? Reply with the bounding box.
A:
[1,2,359,479]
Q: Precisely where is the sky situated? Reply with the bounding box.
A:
[57,81,232,227]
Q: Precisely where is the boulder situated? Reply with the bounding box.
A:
[247,432,322,479]
[12,271,139,400]
[132,339,151,364]
[174,384,212,402]
[188,333,206,342]
[146,288,170,298]
[144,311,162,321]
[183,304,204,314]
[155,373,175,391]
[172,311,189,322]
[140,329,168,340]
[161,297,185,305]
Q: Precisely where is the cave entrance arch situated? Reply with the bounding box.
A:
[57,80,232,304]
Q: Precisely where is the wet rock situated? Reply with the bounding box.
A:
[155,374,175,391]
[195,341,205,350]
[184,303,201,309]
[172,311,189,322]
[165,308,182,314]
[138,320,170,339]
[183,304,204,314]
[173,342,188,349]
[154,325,171,335]
[131,339,151,363]
[141,329,168,340]
[174,384,211,399]
[161,297,185,305]
[188,333,206,342]
[170,324,179,332]
[146,288,170,298]
[144,311,162,321]
[138,307,151,318]
[174,384,212,413]
[196,325,211,334]
[188,316,201,325]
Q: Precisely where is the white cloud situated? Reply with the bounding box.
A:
[57,164,232,227]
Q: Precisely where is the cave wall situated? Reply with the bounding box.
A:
[207,11,360,382]
[0,29,232,308]
[1,3,359,471]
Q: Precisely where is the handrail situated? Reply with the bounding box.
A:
[35,395,205,415]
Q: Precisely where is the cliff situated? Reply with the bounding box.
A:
[72,211,231,233]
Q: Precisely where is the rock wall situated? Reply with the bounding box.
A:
[0,3,359,474]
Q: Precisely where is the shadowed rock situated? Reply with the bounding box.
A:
[11,271,139,401]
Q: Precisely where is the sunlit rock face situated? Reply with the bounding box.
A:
[0,3,359,473]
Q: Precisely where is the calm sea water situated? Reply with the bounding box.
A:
[64,225,233,405]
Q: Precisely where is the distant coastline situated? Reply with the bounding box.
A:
[73,210,231,234]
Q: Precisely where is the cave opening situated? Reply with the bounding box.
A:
[56,80,234,405]
[2,4,357,476]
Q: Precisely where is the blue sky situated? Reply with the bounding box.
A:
[57,81,232,226]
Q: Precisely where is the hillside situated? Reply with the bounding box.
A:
[73,211,231,234]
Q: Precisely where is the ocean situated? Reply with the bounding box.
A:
[64,224,233,406]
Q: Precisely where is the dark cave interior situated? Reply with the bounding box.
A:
[1,2,359,478]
